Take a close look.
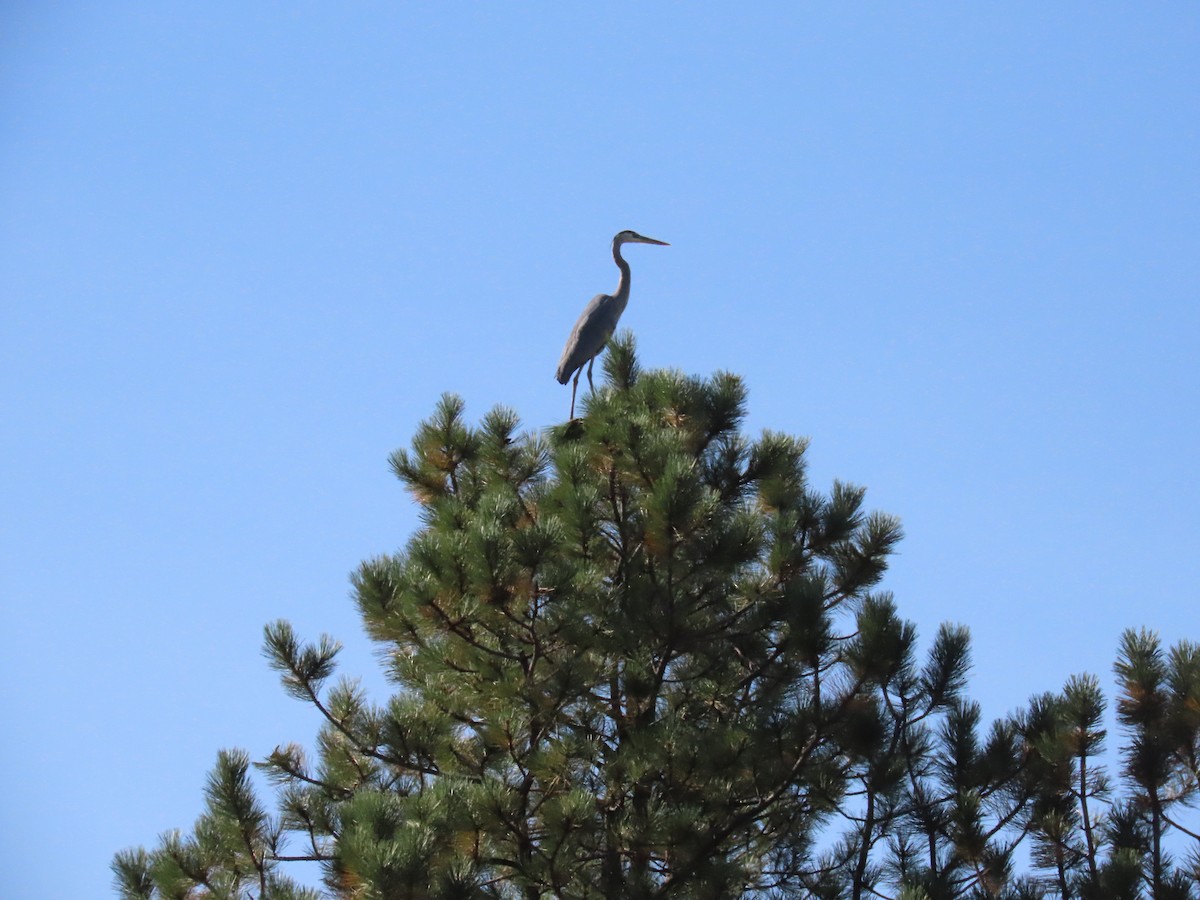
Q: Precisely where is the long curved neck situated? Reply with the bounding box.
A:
[612,239,632,315]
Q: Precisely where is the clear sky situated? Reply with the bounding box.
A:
[2,4,1197,896]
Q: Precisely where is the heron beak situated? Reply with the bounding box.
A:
[634,235,669,246]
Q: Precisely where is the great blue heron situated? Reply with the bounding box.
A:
[556,230,669,419]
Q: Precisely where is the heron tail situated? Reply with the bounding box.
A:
[555,350,578,384]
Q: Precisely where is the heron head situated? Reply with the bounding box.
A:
[614,230,669,247]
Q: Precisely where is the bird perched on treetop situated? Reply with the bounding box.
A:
[555,230,669,419]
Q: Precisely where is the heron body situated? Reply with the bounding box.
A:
[556,230,668,419]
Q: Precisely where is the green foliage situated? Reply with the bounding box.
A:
[114,335,1198,898]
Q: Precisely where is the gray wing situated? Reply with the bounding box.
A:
[556,293,620,384]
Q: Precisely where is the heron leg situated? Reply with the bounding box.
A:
[570,369,581,419]
[586,356,595,394]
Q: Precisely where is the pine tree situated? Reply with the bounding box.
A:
[1007,632,1200,900]
[114,335,1199,898]
[1109,629,1200,898]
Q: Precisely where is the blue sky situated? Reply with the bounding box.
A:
[2,4,1198,896]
